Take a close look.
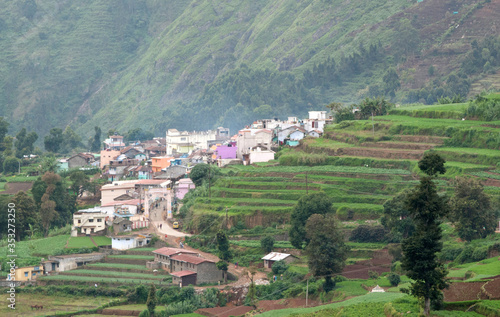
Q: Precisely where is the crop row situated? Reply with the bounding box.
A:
[87,263,148,270]
[39,275,165,284]
[107,255,155,260]
[228,165,411,175]
[62,269,163,279]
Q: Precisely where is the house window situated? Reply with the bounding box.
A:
[24,272,28,277]
[78,220,81,223]
[97,219,102,222]
[89,219,94,223]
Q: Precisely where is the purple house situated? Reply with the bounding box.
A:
[175,178,196,200]
[215,145,237,159]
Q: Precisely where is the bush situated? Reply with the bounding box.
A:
[471,247,488,262]
[260,236,275,252]
[368,270,379,280]
[138,309,150,317]
[386,273,401,286]
[350,225,386,242]
[455,246,474,264]
[272,260,289,275]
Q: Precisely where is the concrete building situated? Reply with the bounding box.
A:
[6,265,43,281]
[103,134,125,150]
[175,178,196,200]
[43,253,105,273]
[67,153,95,169]
[111,234,152,250]
[166,128,229,155]
[151,156,175,173]
[262,252,297,268]
[247,147,275,165]
[151,247,198,271]
[72,208,107,235]
[169,254,223,285]
[100,182,137,205]
[236,129,272,159]
[100,150,121,169]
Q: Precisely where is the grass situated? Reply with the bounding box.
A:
[258,292,407,317]
[448,257,500,279]
[87,263,148,270]
[62,269,164,279]
[0,235,69,258]
[0,293,115,316]
[128,247,158,252]
[230,240,294,249]
[92,236,112,246]
[39,274,165,284]
[67,237,98,248]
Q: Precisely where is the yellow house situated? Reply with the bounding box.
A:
[7,265,43,281]
[151,156,174,173]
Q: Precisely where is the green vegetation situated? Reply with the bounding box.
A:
[61,269,164,280]
[39,275,165,285]
[87,263,148,270]
[107,255,155,260]
[67,237,98,249]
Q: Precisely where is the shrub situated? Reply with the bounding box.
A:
[138,309,150,317]
[368,270,379,279]
[350,225,386,242]
[272,260,289,275]
[386,273,401,286]
[471,247,488,262]
[260,236,275,252]
[455,245,474,264]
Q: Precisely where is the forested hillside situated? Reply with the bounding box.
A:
[0,0,499,137]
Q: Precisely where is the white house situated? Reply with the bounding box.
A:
[101,199,140,218]
[111,234,152,250]
[72,208,107,236]
[247,147,275,165]
[262,252,297,268]
[236,129,273,159]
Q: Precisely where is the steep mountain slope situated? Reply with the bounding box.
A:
[0,0,498,138]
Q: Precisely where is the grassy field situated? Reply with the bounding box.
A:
[39,274,165,284]
[62,269,165,279]
[92,236,112,246]
[67,237,97,248]
[447,257,500,280]
[87,263,148,270]
[0,293,115,317]
[0,235,69,258]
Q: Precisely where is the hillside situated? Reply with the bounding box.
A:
[0,0,499,138]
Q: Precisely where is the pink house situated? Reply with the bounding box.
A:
[215,145,237,159]
[175,178,196,200]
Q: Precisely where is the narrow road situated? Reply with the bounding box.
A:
[148,196,190,238]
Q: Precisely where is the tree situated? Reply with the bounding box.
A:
[69,170,90,198]
[216,230,232,283]
[189,164,219,187]
[381,189,415,242]
[449,177,497,241]
[40,172,60,236]
[15,128,38,158]
[305,214,348,293]
[289,192,333,249]
[146,284,157,316]
[260,235,275,252]
[91,126,101,152]
[271,260,288,275]
[418,152,446,177]
[44,128,63,153]
[62,126,82,153]
[383,67,401,98]
[401,154,448,316]
[0,117,9,152]
[10,191,39,241]
[3,156,20,174]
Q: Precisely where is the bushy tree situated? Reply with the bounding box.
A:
[10,191,39,241]
[418,152,446,177]
[15,128,38,158]
[449,177,497,241]
[216,231,232,283]
[271,260,289,275]
[401,154,448,316]
[91,126,101,152]
[69,170,90,198]
[260,235,275,252]
[289,192,333,249]
[305,214,348,293]
[3,156,19,174]
[189,164,219,187]
[146,284,157,316]
[44,128,63,153]
[381,189,415,242]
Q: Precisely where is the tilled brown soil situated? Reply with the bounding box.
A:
[443,282,487,302]
[2,182,33,194]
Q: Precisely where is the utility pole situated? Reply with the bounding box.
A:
[225,207,228,231]
[208,163,211,199]
[305,171,308,195]
[371,111,375,137]
[306,278,309,307]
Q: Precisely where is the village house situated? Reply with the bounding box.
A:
[67,153,95,169]
[169,254,223,285]
[6,265,43,282]
[120,146,144,159]
[151,156,175,173]
[100,149,121,169]
[111,234,152,250]
[166,128,229,156]
[100,182,136,205]
[236,128,273,159]
[72,208,107,236]
[307,130,323,138]
[174,178,196,200]
[244,146,276,165]
[43,253,105,273]
[112,216,132,234]
[103,134,125,150]
[262,252,298,268]
[150,247,198,271]
[154,165,188,182]
[135,165,153,179]
[101,199,140,217]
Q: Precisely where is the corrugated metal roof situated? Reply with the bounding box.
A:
[171,254,213,265]
[170,270,197,277]
[261,252,292,261]
[153,247,197,257]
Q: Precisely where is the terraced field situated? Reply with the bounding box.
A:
[185,99,500,230]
